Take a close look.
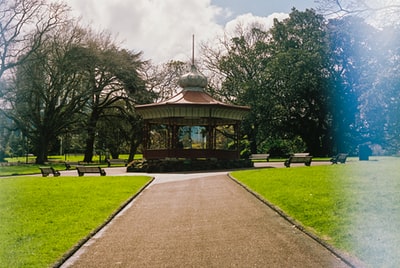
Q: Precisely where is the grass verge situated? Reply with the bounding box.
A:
[0,164,67,176]
[1,154,144,176]
[0,175,152,267]
[231,157,400,267]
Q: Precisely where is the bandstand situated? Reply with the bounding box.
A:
[134,63,250,171]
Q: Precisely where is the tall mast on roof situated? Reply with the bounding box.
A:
[178,34,207,91]
[192,34,195,66]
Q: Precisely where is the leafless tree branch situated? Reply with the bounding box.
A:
[0,0,70,78]
[316,0,400,19]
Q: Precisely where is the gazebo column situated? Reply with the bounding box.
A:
[206,123,216,150]
[213,126,217,150]
[143,122,150,149]
[172,123,179,149]
[234,122,240,159]
[167,124,172,150]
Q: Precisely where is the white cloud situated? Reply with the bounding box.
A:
[224,12,289,36]
[67,0,288,64]
[68,0,225,63]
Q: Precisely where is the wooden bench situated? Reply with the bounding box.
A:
[284,155,312,167]
[65,162,78,170]
[249,154,270,162]
[76,166,106,176]
[330,153,348,164]
[106,159,127,167]
[293,153,310,157]
[39,167,61,177]
[65,161,91,170]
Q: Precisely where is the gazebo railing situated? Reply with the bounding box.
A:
[143,149,239,160]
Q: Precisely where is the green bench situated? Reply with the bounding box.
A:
[39,167,61,177]
[76,166,106,176]
[284,154,312,167]
[249,154,270,162]
[330,153,348,164]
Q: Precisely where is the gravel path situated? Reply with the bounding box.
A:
[61,173,350,267]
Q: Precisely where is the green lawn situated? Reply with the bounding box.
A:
[0,154,144,177]
[0,175,152,267]
[231,157,400,267]
[0,163,75,176]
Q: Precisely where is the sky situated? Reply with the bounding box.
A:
[67,0,317,64]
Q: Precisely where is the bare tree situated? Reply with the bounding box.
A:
[142,60,187,102]
[0,0,69,78]
[317,0,400,23]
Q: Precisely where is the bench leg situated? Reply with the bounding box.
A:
[51,168,61,177]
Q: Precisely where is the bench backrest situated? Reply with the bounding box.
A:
[40,167,53,172]
[39,167,60,177]
[108,159,126,163]
[293,153,310,157]
[289,156,312,163]
[336,153,348,163]
[249,154,270,159]
[76,166,102,172]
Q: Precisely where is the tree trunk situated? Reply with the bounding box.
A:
[35,151,47,164]
[110,150,119,159]
[301,127,326,157]
[128,132,141,162]
[83,132,95,163]
[35,136,49,164]
[83,112,100,163]
[108,139,120,159]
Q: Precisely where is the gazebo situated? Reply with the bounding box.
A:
[133,63,251,171]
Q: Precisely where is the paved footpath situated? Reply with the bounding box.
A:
[61,171,352,267]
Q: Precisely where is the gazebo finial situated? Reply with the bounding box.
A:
[178,34,207,90]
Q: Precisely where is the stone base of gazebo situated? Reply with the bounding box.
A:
[126,158,253,173]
